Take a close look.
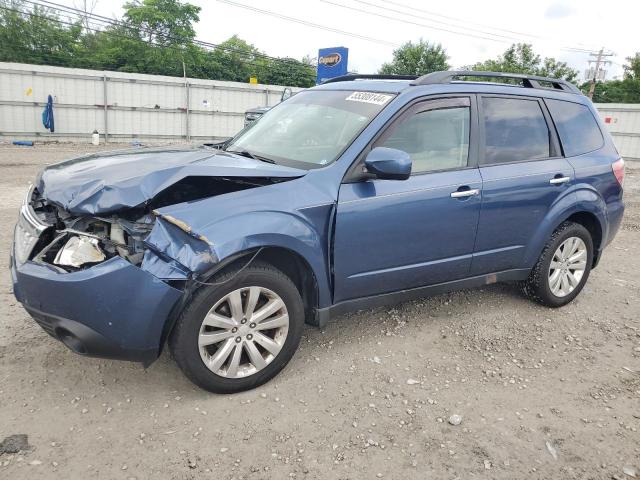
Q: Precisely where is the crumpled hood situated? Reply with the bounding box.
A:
[36,146,306,215]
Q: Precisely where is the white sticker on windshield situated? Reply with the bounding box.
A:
[345,91,393,105]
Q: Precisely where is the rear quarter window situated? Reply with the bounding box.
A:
[545,99,604,157]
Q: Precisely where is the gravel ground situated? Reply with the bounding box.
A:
[0,143,639,480]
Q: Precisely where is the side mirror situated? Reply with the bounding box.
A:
[281,87,293,101]
[364,147,412,180]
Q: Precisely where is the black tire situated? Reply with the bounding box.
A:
[169,261,304,393]
[522,221,593,308]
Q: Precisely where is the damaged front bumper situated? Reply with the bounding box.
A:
[11,255,183,364]
[10,187,208,365]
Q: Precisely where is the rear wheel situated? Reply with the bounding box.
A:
[170,262,304,393]
[522,221,593,307]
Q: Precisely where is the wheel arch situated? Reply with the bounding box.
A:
[563,211,603,266]
[209,246,321,327]
[523,190,607,270]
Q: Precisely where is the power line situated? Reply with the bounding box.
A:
[320,0,518,45]
[321,0,596,54]
[215,0,599,57]
[30,0,278,61]
[374,0,599,52]
[1,4,316,83]
[25,0,316,70]
[213,0,399,47]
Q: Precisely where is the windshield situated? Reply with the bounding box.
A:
[226,90,395,168]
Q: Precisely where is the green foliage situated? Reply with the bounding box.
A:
[258,56,316,88]
[0,0,315,87]
[379,39,449,75]
[470,43,579,82]
[584,79,640,103]
[123,0,200,44]
[581,53,640,103]
[624,52,640,80]
[0,2,84,66]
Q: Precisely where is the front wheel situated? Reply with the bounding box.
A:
[169,262,304,393]
[522,221,593,307]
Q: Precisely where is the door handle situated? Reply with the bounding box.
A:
[549,176,571,185]
[450,188,480,198]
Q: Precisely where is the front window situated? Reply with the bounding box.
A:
[226,90,395,168]
[380,105,470,173]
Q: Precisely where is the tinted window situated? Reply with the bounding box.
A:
[546,99,603,157]
[380,106,470,173]
[482,97,550,164]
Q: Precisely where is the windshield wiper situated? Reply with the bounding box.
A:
[227,149,276,164]
[226,148,255,159]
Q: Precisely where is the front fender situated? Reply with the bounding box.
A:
[522,184,607,268]
[203,210,332,307]
[141,206,333,308]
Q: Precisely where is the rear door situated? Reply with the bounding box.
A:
[470,95,574,274]
[333,96,482,302]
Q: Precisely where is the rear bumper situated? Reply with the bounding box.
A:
[594,199,624,268]
[605,200,624,247]
[11,253,183,365]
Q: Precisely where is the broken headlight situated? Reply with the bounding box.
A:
[54,236,107,268]
[14,186,49,264]
[14,214,42,264]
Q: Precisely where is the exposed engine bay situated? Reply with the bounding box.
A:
[26,175,280,274]
[16,146,307,282]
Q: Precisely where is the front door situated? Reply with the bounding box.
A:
[333,97,482,303]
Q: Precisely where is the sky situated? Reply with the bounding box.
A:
[65,0,638,81]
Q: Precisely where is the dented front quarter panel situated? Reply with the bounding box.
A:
[141,216,218,279]
[146,176,337,307]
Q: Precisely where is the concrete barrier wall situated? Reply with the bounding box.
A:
[0,62,301,143]
[594,103,640,160]
[2,62,638,157]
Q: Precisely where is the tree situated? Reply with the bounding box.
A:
[379,39,449,75]
[0,0,315,86]
[259,57,316,88]
[470,43,579,82]
[584,52,640,103]
[0,1,83,67]
[123,0,200,45]
[624,52,640,79]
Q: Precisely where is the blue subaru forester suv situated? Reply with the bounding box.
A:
[11,71,625,393]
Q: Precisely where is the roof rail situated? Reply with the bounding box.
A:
[322,74,418,84]
[410,70,582,94]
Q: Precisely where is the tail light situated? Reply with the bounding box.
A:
[612,158,625,187]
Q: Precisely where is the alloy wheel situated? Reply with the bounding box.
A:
[548,236,588,298]
[198,286,289,378]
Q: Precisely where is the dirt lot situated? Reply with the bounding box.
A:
[0,143,638,480]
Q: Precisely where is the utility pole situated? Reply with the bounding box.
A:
[587,47,613,99]
[183,60,190,142]
[74,0,98,32]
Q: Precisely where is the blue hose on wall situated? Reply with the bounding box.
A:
[42,95,55,133]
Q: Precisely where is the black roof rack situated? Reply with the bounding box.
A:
[322,74,418,84]
[410,70,581,94]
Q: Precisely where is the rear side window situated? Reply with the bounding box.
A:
[545,99,603,157]
[482,97,551,164]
